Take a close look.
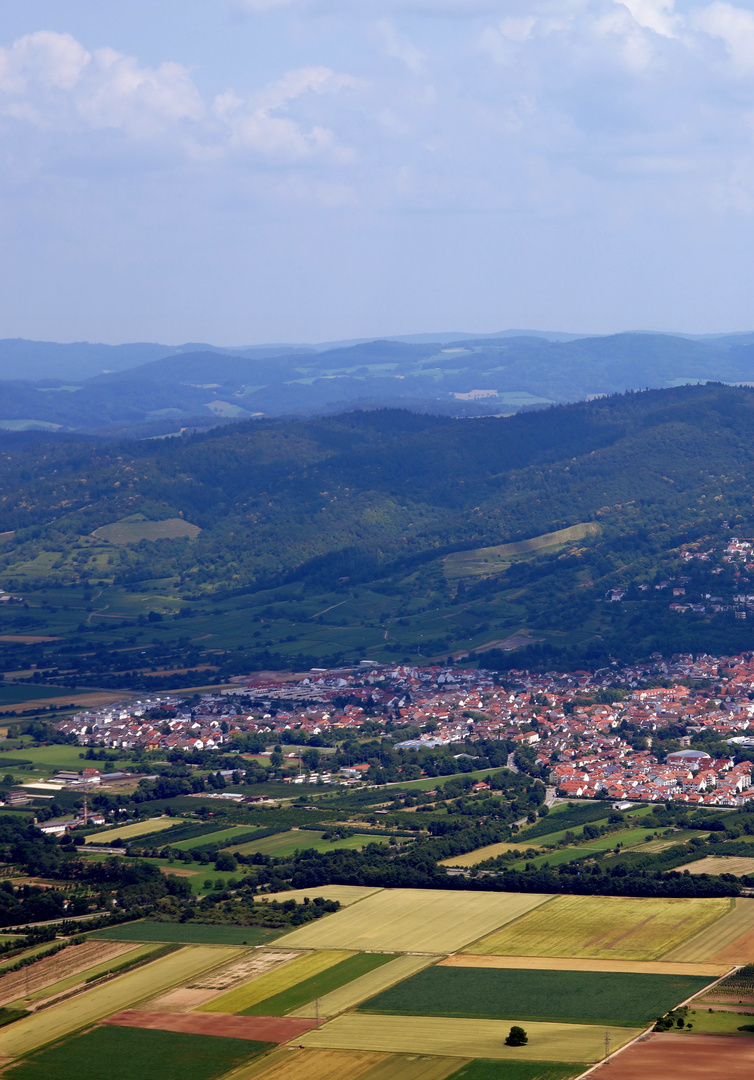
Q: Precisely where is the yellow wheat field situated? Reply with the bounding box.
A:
[0,945,240,1060]
[199,949,352,1013]
[440,953,730,977]
[683,856,754,877]
[229,1048,390,1080]
[274,888,552,953]
[664,897,754,963]
[289,954,437,1018]
[467,894,728,961]
[299,1014,640,1062]
[358,1053,470,1080]
[440,842,542,867]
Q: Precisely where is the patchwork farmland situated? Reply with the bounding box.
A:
[0,886,743,1080]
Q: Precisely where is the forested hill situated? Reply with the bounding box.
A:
[2,382,754,675]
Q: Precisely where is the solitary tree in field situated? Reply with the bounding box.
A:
[505,1026,528,1046]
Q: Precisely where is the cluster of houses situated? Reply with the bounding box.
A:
[49,651,754,804]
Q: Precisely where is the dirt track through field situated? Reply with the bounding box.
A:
[589,1032,754,1079]
[103,1009,318,1042]
[0,940,139,1007]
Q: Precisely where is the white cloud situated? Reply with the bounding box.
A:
[617,0,680,38]
[0,31,90,94]
[374,19,427,73]
[694,2,754,72]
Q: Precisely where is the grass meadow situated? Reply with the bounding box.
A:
[299,1014,641,1062]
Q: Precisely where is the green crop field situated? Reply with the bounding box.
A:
[90,921,276,945]
[275,888,552,953]
[0,685,76,706]
[228,830,385,858]
[469,895,728,961]
[686,1008,754,1035]
[243,953,397,1016]
[170,825,263,851]
[359,966,713,1027]
[447,1063,583,1080]
[9,1025,268,1080]
[290,955,437,1020]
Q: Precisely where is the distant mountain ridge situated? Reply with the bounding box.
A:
[1,329,754,436]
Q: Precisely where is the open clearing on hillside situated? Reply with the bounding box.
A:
[8,1025,263,1080]
[683,856,754,876]
[300,1014,639,1062]
[441,954,729,977]
[444,523,600,580]
[85,818,175,844]
[469,894,727,961]
[588,1032,754,1080]
[664,897,754,963]
[242,953,395,1016]
[359,966,712,1027]
[91,920,274,945]
[290,955,437,1019]
[275,889,551,953]
[200,950,352,1014]
[93,517,201,544]
[256,886,381,907]
[0,945,240,1059]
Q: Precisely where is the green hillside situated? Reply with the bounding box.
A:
[1,383,754,688]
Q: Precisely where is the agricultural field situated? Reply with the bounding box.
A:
[664,897,754,963]
[684,856,754,876]
[358,966,713,1026]
[91,921,275,945]
[440,955,729,977]
[299,1014,640,1062]
[440,842,542,868]
[228,830,384,858]
[85,817,176,844]
[448,1064,584,1080]
[0,941,155,1008]
[698,962,754,1003]
[170,825,265,851]
[0,945,240,1059]
[200,950,352,1014]
[235,1048,461,1080]
[275,888,552,953]
[242,953,396,1017]
[289,955,437,1019]
[8,1025,263,1080]
[469,895,728,961]
[588,1032,754,1080]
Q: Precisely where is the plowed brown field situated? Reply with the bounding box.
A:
[589,1032,754,1079]
[103,1009,317,1042]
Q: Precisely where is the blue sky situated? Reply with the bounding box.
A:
[1,0,754,344]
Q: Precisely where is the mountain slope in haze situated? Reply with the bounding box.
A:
[3,331,754,435]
